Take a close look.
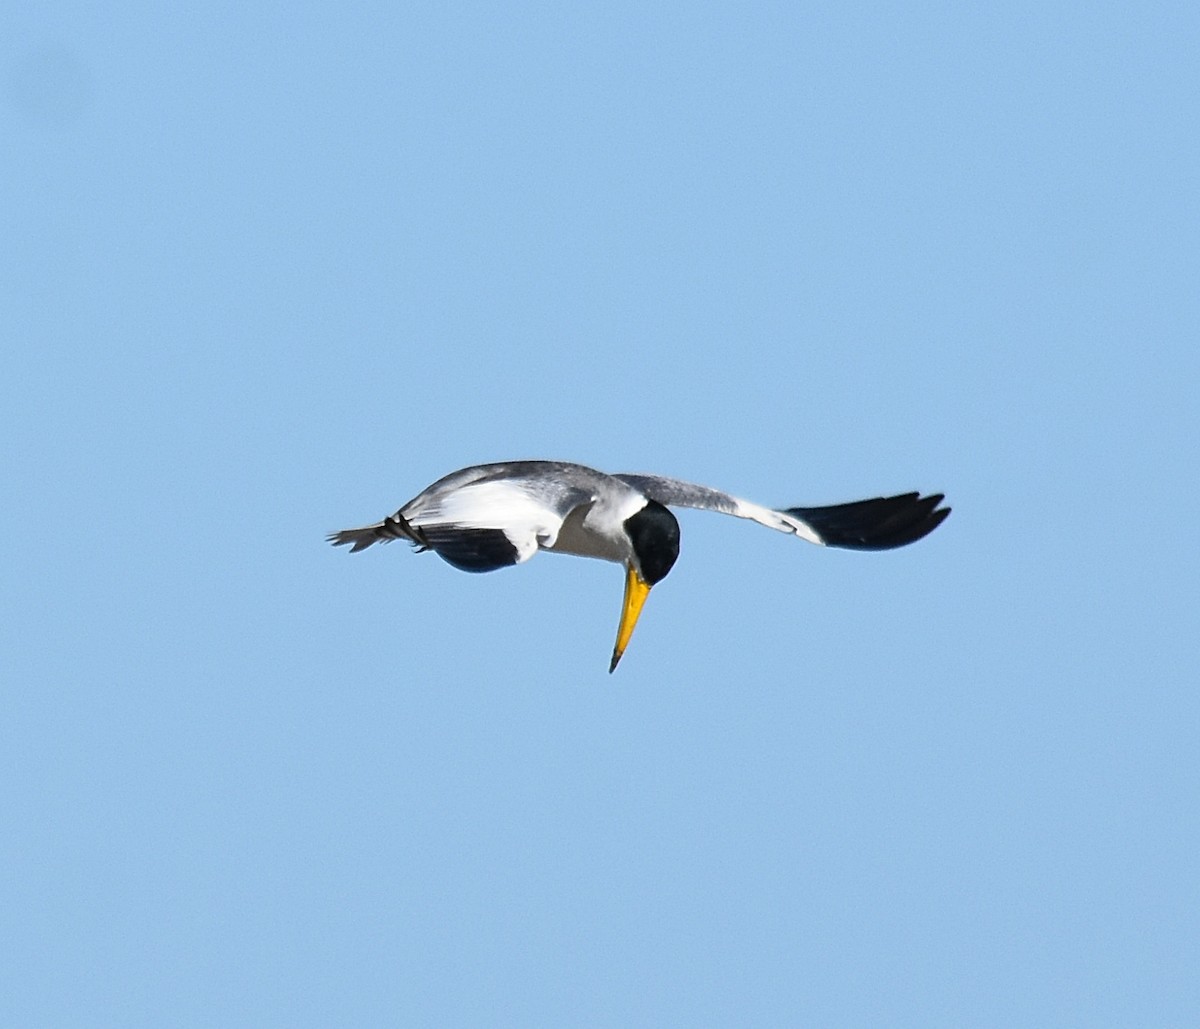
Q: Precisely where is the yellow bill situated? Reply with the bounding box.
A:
[609,564,652,673]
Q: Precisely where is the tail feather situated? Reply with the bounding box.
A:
[327,513,423,553]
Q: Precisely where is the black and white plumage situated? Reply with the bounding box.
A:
[328,461,950,671]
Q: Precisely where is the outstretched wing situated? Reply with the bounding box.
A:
[616,473,949,551]
[328,470,597,573]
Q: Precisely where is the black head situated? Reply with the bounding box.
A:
[623,499,680,585]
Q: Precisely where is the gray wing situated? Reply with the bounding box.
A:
[615,473,824,543]
[615,474,745,518]
[616,473,950,550]
[411,460,610,503]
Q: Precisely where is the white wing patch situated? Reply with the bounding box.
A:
[732,499,825,546]
[409,479,572,559]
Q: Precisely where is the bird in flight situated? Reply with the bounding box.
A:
[328,461,950,672]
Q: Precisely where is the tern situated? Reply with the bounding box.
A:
[328,461,950,671]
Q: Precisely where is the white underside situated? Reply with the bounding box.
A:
[407,478,642,567]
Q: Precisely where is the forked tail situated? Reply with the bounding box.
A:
[326,512,428,553]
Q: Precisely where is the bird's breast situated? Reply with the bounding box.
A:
[549,501,632,564]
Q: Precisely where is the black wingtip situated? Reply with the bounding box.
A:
[785,493,951,551]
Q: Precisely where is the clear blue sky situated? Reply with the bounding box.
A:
[3,2,1197,1025]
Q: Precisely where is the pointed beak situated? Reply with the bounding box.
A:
[609,564,653,673]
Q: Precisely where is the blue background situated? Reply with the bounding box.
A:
[4,2,1197,1025]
